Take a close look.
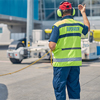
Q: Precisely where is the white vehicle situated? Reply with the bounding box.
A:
[7,29,100,64]
[81,30,100,60]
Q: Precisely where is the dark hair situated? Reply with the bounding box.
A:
[62,9,71,15]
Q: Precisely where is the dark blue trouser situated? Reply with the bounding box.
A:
[53,66,80,100]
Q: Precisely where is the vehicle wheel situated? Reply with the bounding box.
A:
[16,43,24,49]
[9,43,24,64]
[10,58,22,64]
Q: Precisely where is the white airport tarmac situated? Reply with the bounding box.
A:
[0,48,100,100]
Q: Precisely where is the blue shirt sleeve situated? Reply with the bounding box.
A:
[49,25,59,43]
[82,25,88,35]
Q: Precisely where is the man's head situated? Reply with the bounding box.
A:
[57,1,75,17]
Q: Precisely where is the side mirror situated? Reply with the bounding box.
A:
[88,31,93,42]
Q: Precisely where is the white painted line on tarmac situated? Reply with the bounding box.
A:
[89,64,100,67]
[0,60,10,63]
[82,63,100,67]
[35,65,52,69]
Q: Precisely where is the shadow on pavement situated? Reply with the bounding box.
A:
[0,83,8,100]
[21,59,51,65]
[0,45,8,50]
[82,58,99,62]
[82,58,100,64]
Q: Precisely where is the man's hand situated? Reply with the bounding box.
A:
[78,4,90,31]
[78,4,86,14]
[49,42,56,51]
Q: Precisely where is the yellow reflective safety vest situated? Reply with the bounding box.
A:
[53,18,84,67]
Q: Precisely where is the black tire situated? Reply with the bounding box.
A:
[9,43,24,64]
[10,58,22,64]
[16,43,24,49]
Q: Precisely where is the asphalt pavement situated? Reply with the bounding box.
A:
[0,48,100,100]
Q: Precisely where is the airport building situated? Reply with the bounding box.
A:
[40,0,100,20]
[41,0,100,29]
[0,0,100,44]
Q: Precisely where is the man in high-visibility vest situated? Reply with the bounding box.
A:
[49,1,90,100]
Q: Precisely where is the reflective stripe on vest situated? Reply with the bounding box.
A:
[53,61,82,67]
[53,57,82,62]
